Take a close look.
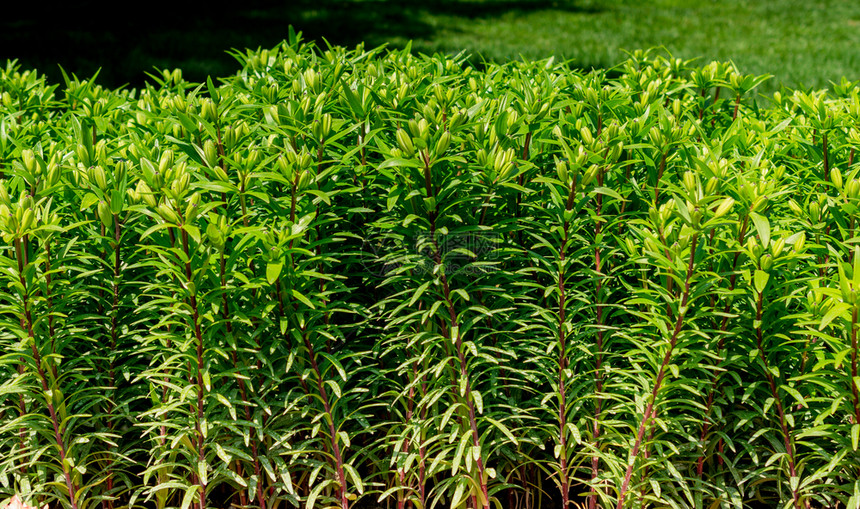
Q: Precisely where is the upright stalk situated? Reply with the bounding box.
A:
[178,228,207,509]
[556,178,577,508]
[13,236,79,509]
[219,250,266,508]
[615,232,699,509]
[849,307,860,424]
[421,149,490,509]
[589,164,606,509]
[753,288,802,509]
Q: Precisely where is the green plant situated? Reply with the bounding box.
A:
[3,31,860,509]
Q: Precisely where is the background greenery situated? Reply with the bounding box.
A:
[3,0,859,92]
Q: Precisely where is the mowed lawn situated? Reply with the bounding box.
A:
[4,0,859,93]
[349,0,860,93]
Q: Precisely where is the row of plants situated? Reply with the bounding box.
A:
[2,30,860,509]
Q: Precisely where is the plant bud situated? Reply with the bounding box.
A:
[97,200,113,229]
[760,253,773,271]
[713,197,735,218]
[580,126,594,146]
[76,143,91,167]
[808,201,821,222]
[705,177,720,196]
[20,207,34,232]
[434,131,451,156]
[396,129,415,157]
[830,168,843,189]
[848,179,860,200]
[794,232,806,252]
[773,165,785,180]
[110,189,124,215]
[771,238,785,258]
[608,143,623,164]
[157,203,180,224]
[691,207,703,228]
[203,140,218,168]
[320,113,332,140]
[201,98,217,122]
[575,145,588,167]
[581,164,599,187]
[673,98,681,118]
[556,160,569,184]
[683,171,697,196]
[159,150,174,174]
[137,181,157,208]
[297,170,312,191]
[450,109,466,129]
[207,222,225,250]
[22,149,36,173]
[277,155,294,180]
[95,140,107,163]
[788,199,803,217]
[298,150,313,170]
[184,193,201,224]
[418,118,430,140]
[88,165,108,191]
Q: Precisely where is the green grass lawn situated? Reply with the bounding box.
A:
[4,0,859,92]
[342,0,860,94]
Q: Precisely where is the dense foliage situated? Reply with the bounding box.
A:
[2,31,860,509]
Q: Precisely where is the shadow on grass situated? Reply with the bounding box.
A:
[2,0,603,89]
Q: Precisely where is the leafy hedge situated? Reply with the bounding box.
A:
[2,31,860,509]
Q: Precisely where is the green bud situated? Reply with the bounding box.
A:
[22,149,36,173]
[297,170,312,192]
[682,171,698,196]
[20,207,35,232]
[705,177,720,196]
[203,140,218,168]
[137,181,157,208]
[808,201,821,222]
[713,197,735,218]
[207,221,225,250]
[580,126,594,146]
[788,199,803,217]
[97,200,113,229]
[201,99,217,122]
[581,164,599,187]
[185,193,201,224]
[434,131,451,156]
[771,238,785,258]
[691,207,703,228]
[396,129,415,157]
[556,160,569,184]
[159,150,174,175]
[157,203,180,224]
[831,168,843,189]
[794,231,806,252]
[88,165,108,191]
[848,179,860,200]
[277,155,294,180]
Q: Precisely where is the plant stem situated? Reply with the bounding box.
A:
[556,179,577,509]
[589,164,606,509]
[179,228,207,509]
[301,326,349,509]
[850,307,860,424]
[615,232,698,509]
[753,289,802,509]
[14,237,79,509]
[422,152,490,509]
[220,250,266,508]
